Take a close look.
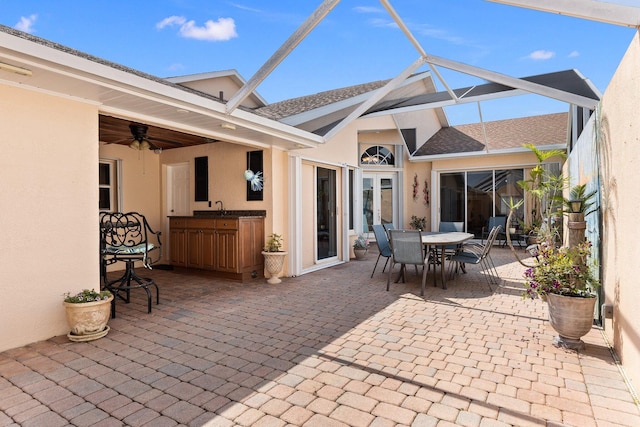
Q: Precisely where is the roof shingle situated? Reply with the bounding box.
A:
[413,112,568,156]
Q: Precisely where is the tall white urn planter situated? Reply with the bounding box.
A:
[262,251,287,284]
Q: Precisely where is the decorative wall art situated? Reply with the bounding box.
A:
[423,179,430,206]
[413,173,419,201]
[246,150,264,201]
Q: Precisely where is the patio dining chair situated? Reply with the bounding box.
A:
[371,224,392,277]
[100,211,162,317]
[449,225,502,289]
[481,216,506,245]
[438,221,465,256]
[387,229,431,296]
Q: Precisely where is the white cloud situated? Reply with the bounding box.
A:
[568,50,580,58]
[15,14,37,33]
[528,50,555,60]
[179,18,237,41]
[156,16,186,30]
[229,3,262,14]
[369,18,398,29]
[167,63,185,72]
[354,6,384,14]
[156,15,237,41]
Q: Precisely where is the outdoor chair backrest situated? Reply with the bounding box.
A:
[100,211,162,268]
[372,224,392,257]
[488,216,507,231]
[388,229,425,265]
[383,222,395,233]
[439,221,464,251]
[483,225,502,257]
[439,221,464,232]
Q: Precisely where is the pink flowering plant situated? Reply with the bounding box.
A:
[353,234,370,249]
[523,241,599,299]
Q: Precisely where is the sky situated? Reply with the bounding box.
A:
[1,1,636,125]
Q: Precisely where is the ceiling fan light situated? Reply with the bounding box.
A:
[140,140,150,151]
[129,140,141,150]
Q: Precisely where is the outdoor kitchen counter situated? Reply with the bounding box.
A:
[187,209,266,218]
[168,212,265,281]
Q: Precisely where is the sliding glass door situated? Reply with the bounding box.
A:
[440,169,524,237]
[317,167,337,260]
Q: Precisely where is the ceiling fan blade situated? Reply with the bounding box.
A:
[148,136,185,147]
[106,137,133,144]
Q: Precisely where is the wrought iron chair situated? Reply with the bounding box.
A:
[450,225,502,289]
[100,212,161,317]
[370,224,392,277]
[387,229,431,296]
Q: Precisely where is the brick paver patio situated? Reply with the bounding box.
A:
[1,247,639,426]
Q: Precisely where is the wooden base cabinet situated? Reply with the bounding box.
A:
[169,216,264,281]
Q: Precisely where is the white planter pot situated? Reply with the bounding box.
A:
[547,293,596,350]
[262,251,287,284]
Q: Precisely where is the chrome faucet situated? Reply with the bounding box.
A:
[215,200,225,214]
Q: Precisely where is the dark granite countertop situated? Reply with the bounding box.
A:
[170,210,266,218]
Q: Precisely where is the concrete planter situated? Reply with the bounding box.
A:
[353,248,368,260]
[262,251,287,284]
[547,293,596,350]
[63,295,113,342]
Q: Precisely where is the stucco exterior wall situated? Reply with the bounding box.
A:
[598,31,640,392]
[0,85,98,351]
[99,144,162,227]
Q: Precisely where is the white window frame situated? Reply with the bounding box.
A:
[99,158,122,212]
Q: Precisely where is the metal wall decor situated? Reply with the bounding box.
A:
[246,150,264,201]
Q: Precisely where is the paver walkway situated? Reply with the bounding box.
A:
[1,247,639,426]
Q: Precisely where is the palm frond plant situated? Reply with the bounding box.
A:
[562,184,597,216]
[516,143,567,247]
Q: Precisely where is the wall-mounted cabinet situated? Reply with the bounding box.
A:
[169,216,264,281]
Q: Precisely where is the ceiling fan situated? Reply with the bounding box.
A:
[128,123,162,153]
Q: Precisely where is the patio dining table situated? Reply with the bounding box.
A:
[421,231,474,289]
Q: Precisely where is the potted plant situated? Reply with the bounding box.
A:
[262,233,287,284]
[562,184,597,248]
[516,143,567,247]
[409,215,427,231]
[352,234,369,260]
[63,289,113,342]
[523,240,600,349]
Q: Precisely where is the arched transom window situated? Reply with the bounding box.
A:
[360,146,395,165]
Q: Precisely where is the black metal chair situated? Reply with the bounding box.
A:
[100,212,161,317]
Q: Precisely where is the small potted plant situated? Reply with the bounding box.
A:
[352,234,369,260]
[262,233,287,284]
[63,289,113,342]
[409,215,427,231]
[523,240,600,349]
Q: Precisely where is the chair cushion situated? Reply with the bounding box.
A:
[103,243,154,254]
[451,251,481,264]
